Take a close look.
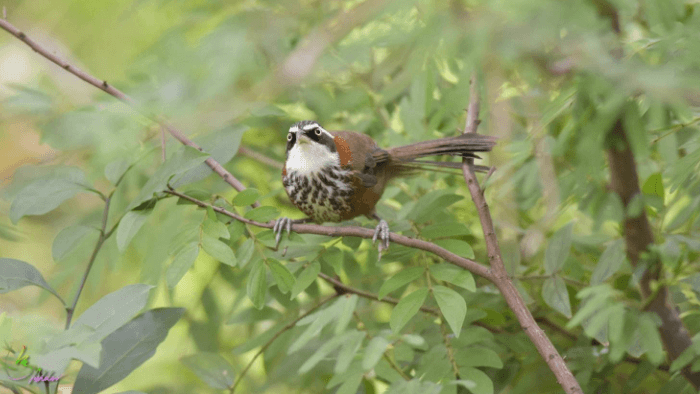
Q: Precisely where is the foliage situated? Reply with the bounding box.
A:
[1,0,700,393]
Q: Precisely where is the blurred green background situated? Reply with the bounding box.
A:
[2,0,700,393]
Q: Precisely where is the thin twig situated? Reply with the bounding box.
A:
[237,147,283,169]
[440,321,461,379]
[318,272,439,315]
[64,194,112,329]
[0,18,257,208]
[229,295,337,393]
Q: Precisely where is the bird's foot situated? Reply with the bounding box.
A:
[273,217,310,249]
[372,219,390,259]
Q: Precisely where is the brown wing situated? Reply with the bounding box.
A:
[330,131,386,187]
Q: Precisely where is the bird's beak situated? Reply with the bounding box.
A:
[297,133,310,145]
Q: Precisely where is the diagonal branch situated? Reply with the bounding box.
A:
[0,18,255,207]
[460,73,583,394]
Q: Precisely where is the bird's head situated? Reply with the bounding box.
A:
[285,120,339,175]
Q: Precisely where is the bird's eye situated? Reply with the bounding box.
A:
[287,133,293,141]
[314,128,322,136]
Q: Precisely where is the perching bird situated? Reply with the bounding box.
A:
[274,120,496,255]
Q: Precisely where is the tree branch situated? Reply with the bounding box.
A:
[461,73,583,394]
[0,18,256,207]
[164,189,493,280]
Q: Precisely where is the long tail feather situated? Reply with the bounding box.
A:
[392,160,492,174]
[385,133,496,162]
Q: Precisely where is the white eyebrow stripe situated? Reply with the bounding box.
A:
[301,123,318,130]
[316,127,334,139]
[289,126,299,133]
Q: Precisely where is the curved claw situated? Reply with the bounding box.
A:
[372,219,390,258]
[274,217,291,249]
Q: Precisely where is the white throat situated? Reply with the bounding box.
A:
[286,141,340,176]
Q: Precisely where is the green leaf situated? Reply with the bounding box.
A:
[607,303,626,346]
[390,288,429,333]
[181,352,235,389]
[320,246,344,275]
[268,259,295,294]
[232,188,260,207]
[202,235,237,266]
[202,218,230,240]
[52,225,99,261]
[429,264,475,291]
[642,173,664,200]
[626,194,645,218]
[434,239,475,259]
[670,336,700,373]
[542,275,572,318]
[117,209,153,251]
[568,286,616,328]
[454,346,503,369]
[10,170,89,224]
[378,267,425,300]
[236,238,256,267]
[385,379,442,394]
[73,308,184,393]
[228,220,246,242]
[623,101,650,160]
[247,260,267,309]
[432,285,467,337]
[408,191,463,224]
[421,222,470,239]
[335,374,364,394]
[127,146,210,211]
[591,240,625,285]
[289,298,343,353]
[104,159,130,185]
[73,284,153,341]
[544,223,573,274]
[0,258,64,304]
[451,367,494,394]
[244,206,280,222]
[299,333,350,373]
[290,261,321,299]
[172,125,247,187]
[362,337,389,370]
[639,313,664,365]
[166,242,200,288]
[335,295,359,334]
[335,331,365,374]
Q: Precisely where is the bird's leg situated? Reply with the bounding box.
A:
[273,217,312,249]
[369,213,390,258]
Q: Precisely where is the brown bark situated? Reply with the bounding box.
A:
[607,119,700,388]
[462,75,583,393]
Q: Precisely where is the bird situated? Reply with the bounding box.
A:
[274,120,496,255]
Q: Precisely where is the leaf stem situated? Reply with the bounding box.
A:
[229,295,337,393]
[64,194,112,329]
